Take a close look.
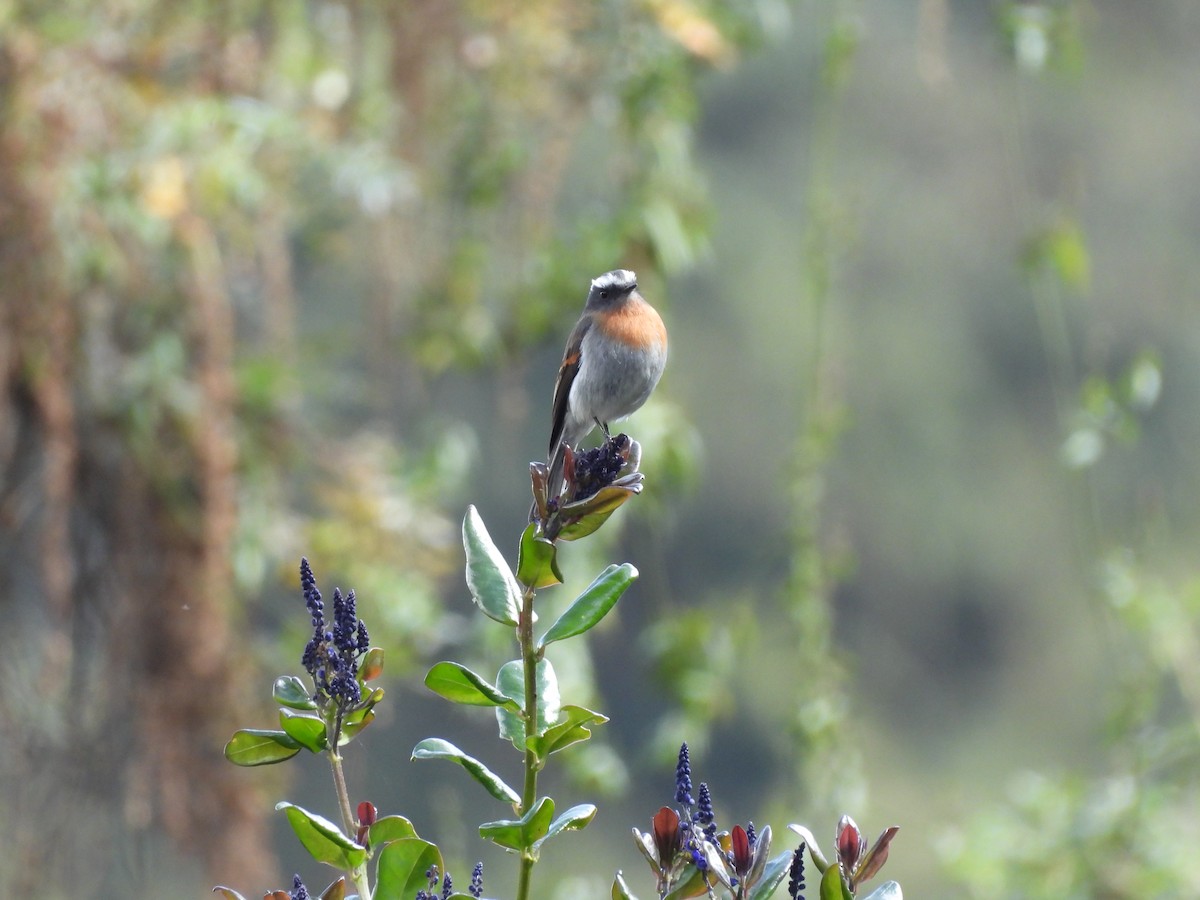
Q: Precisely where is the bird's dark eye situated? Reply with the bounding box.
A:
[599,290,609,299]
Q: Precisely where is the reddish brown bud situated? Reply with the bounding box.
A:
[835,814,865,872]
[652,806,682,863]
[731,825,753,876]
[355,801,377,846]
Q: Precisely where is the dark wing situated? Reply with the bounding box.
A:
[548,315,591,457]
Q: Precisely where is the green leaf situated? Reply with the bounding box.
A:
[538,563,637,648]
[527,705,608,758]
[276,802,366,871]
[273,675,317,710]
[343,687,383,730]
[745,824,773,890]
[479,796,555,852]
[534,803,596,850]
[748,850,795,900]
[819,863,852,900]
[612,871,640,900]
[424,661,521,711]
[212,888,249,900]
[495,662,524,748]
[787,824,828,871]
[375,838,443,900]
[280,708,327,753]
[662,865,712,900]
[495,658,561,750]
[368,814,419,848]
[318,878,347,900]
[223,728,302,766]
[700,840,734,892]
[463,505,522,625]
[341,689,381,741]
[411,737,521,805]
[860,883,903,900]
[556,484,640,541]
[340,708,375,742]
[517,522,563,589]
[633,828,658,869]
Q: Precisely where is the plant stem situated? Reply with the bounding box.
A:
[516,581,539,900]
[329,750,356,838]
[328,724,372,900]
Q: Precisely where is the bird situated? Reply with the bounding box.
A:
[541,268,668,506]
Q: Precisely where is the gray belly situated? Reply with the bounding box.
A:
[569,333,667,428]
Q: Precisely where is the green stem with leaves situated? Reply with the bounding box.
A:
[328,717,372,900]
[516,580,540,900]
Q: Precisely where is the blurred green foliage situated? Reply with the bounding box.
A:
[6,0,1200,896]
[3,0,775,656]
[0,0,786,895]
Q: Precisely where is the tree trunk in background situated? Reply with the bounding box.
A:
[0,61,269,888]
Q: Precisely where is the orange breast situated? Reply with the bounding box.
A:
[598,299,668,350]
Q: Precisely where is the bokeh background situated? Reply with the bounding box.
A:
[3,0,1199,897]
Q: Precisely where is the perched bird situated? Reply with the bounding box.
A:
[542,268,668,503]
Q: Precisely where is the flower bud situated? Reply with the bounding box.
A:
[835,814,865,872]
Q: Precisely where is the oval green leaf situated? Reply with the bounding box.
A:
[343,694,380,727]
[556,484,640,541]
[517,523,563,589]
[279,708,328,753]
[318,877,347,900]
[375,838,443,900]
[368,814,419,848]
[341,691,381,743]
[534,803,596,850]
[819,862,852,900]
[787,824,827,870]
[411,737,521,805]
[340,708,375,742]
[495,658,560,750]
[223,728,302,766]
[479,796,555,852]
[463,505,521,625]
[495,660,524,748]
[424,661,521,711]
[702,840,734,891]
[662,864,711,900]
[273,675,317,710]
[538,563,637,648]
[212,888,249,900]
[746,824,773,888]
[527,705,608,759]
[747,849,795,900]
[276,802,366,870]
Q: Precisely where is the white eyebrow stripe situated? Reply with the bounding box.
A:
[590,269,637,291]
